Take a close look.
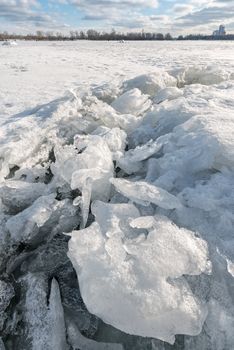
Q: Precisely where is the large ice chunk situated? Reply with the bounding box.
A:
[21,274,68,350]
[177,65,230,87]
[117,138,164,174]
[6,194,79,245]
[48,279,69,350]
[68,215,210,344]
[51,145,80,186]
[91,82,122,103]
[71,135,113,199]
[111,89,151,116]
[123,72,177,96]
[110,178,182,209]
[0,180,46,213]
[92,126,127,160]
[0,115,52,181]
[71,134,114,227]
[153,86,183,104]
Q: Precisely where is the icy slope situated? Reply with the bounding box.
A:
[0,65,234,349]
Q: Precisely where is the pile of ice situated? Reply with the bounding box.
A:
[0,65,234,349]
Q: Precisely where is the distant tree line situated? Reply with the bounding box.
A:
[0,30,172,41]
[177,34,234,40]
[0,30,234,41]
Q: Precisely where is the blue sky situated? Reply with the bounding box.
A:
[0,0,233,35]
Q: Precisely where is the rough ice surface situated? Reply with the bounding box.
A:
[0,41,234,350]
[0,281,15,333]
[67,66,234,348]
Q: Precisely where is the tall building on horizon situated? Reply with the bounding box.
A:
[213,25,226,36]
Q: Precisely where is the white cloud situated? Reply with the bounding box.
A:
[0,0,233,35]
[176,2,234,28]
[173,3,194,15]
[0,0,67,32]
[69,0,159,24]
[70,0,157,9]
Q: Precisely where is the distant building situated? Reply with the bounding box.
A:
[213,25,226,36]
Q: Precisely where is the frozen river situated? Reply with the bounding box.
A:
[0,40,234,120]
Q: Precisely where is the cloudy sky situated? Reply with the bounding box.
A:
[0,0,233,35]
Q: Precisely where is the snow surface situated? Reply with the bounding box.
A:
[0,41,234,349]
[1,40,233,122]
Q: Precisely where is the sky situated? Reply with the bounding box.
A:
[0,0,233,36]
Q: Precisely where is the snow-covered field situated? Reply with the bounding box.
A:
[1,40,234,121]
[0,41,234,350]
